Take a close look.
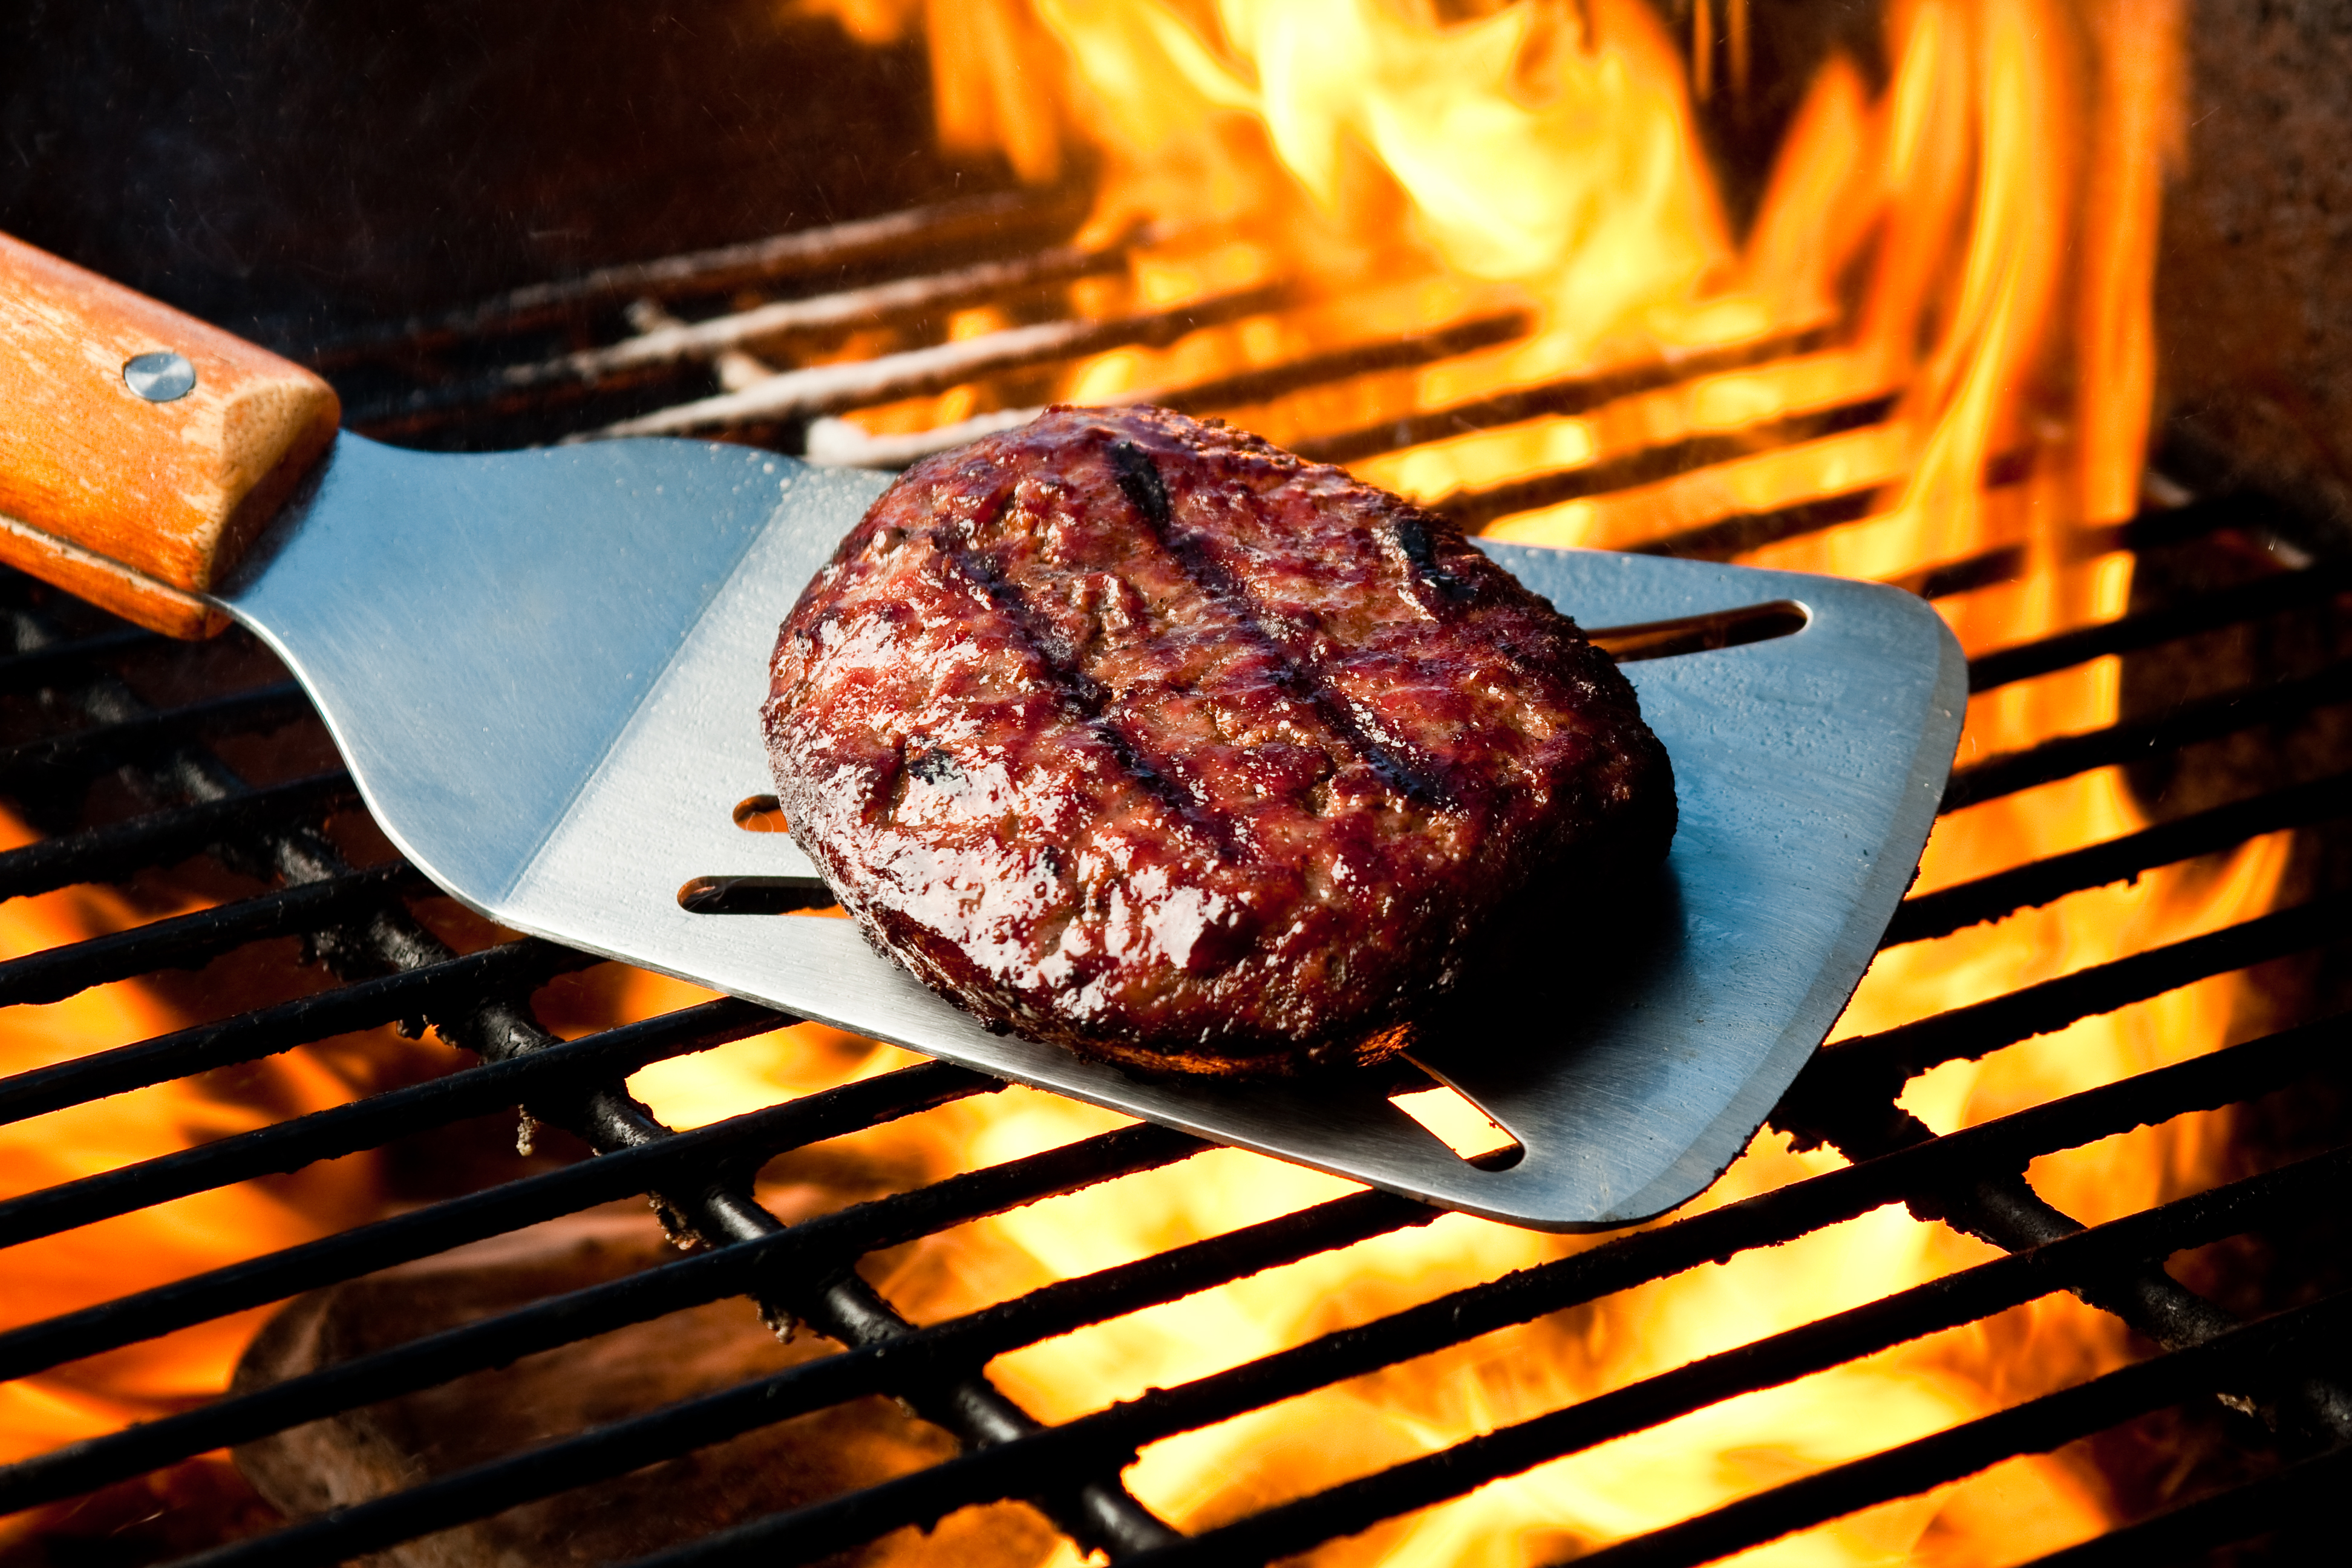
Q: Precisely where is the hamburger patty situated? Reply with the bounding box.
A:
[762,405,1674,1076]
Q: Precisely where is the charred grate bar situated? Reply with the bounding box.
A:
[304,189,1095,367]
[1,493,2342,1566]
[1884,768,2352,946]
[2,220,2348,1568]
[0,586,1184,1560]
[0,1052,988,1387]
[1428,393,1900,532]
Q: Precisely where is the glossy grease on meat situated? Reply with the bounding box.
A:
[763,405,1674,1076]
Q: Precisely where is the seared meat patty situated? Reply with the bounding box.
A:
[763,405,1674,1076]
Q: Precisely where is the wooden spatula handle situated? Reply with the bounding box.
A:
[0,231,341,638]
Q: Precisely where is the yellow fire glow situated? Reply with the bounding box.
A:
[0,2,2263,1563]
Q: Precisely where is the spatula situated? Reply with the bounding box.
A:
[0,231,1964,1230]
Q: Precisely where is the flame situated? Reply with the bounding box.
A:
[0,1,2259,1560]
[0,808,385,1545]
[751,0,2265,1562]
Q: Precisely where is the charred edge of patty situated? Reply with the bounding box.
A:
[797,750,1676,1083]
[827,852,1435,1078]
[1079,1022,1420,1080]
[851,877,1428,1079]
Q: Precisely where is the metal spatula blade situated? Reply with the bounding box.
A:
[218,431,1963,1232]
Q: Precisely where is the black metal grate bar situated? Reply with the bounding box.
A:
[1,201,2346,1568]
[1886,766,2352,945]
[519,1073,1187,1555]
[1943,653,2352,810]
[1615,449,2292,581]
[1153,310,1533,418]
[1557,1289,2352,1568]
[103,1006,2349,1568]
[639,1020,2352,1568]
[0,1052,987,1385]
[350,236,1142,434]
[0,990,2273,1529]
[1289,327,1835,468]
[152,1123,1207,1568]
[0,769,355,902]
[1883,495,2250,602]
[506,240,1135,385]
[1967,554,2352,693]
[6,1115,970,1440]
[1433,396,1898,532]
[0,681,310,783]
[1791,892,2352,1118]
[0,996,801,1250]
[0,626,160,693]
[1108,1151,2352,1568]
[0,938,590,1126]
[600,282,1290,436]
[1627,486,1883,564]
[588,1114,2352,1568]
[1762,1094,2352,1449]
[0,860,426,1009]
[0,1119,1212,1517]
[2011,1443,2352,1567]
[306,189,1089,364]
[802,309,1543,469]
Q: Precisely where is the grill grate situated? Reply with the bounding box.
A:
[2,200,2349,1567]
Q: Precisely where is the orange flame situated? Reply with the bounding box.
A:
[0,1,2262,1561]
[0,808,378,1501]
[751,0,2270,1561]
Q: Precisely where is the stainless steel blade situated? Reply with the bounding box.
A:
[217,431,1962,1231]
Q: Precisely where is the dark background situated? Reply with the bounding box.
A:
[2155,0,2352,541]
[0,0,988,344]
[7,0,2348,542]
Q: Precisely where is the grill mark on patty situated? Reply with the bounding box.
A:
[768,404,1676,1074]
[931,496,1245,859]
[1108,438,1457,808]
[1386,512,1480,603]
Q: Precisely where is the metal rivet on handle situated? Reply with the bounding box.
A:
[123,351,197,402]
